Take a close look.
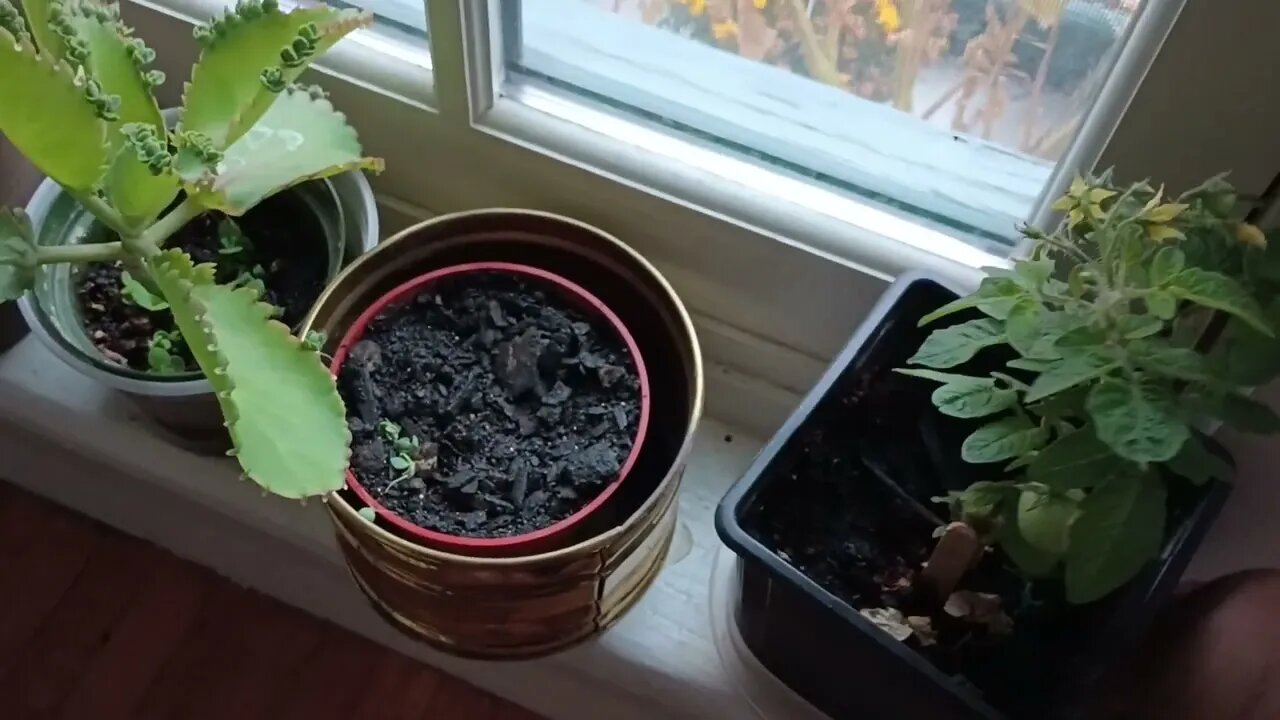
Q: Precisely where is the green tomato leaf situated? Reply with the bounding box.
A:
[999,519,1061,577]
[1215,393,1280,433]
[0,207,37,302]
[60,7,178,224]
[1146,290,1177,320]
[185,86,383,215]
[0,28,108,190]
[1027,385,1089,423]
[1087,376,1189,463]
[1027,425,1134,490]
[918,276,1027,326]
[908,318,1004,369]
[1008,357,1055,373]
[182,4,371,149]
[1017,488,1080,555]
[1025,348,1121,403]
[1065,475,1165,604]
[1164,267,1273,336]
[961,416,1049,464]
[1165,435,1232,486]
[1118,315,1164,340]
[1149,246,1185,285]
[149,250,349,498]
[1127,340,1216,385]
[931,377,1018,419]
[1207,301,1280,386]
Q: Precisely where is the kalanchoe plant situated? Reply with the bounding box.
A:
[0,0,383,498]
[899,173,1280,603]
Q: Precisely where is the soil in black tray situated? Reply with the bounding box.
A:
[77,192,328,373]
[340,271,642,539]
[746,349,1149,716]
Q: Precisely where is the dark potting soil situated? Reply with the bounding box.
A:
[77,192,328,373]
[340,271,642,539]
[743,310,1102,716]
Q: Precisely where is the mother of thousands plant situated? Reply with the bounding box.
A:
[900,173,1280,603]
[0,0,382,498]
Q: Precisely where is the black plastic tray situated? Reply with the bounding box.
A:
[715,273,1231,719]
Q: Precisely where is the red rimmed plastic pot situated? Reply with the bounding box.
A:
[330,261,652,558]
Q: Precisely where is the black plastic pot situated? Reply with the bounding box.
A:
[715,273,1231,720]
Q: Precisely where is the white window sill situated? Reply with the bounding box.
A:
[0,335,802,720]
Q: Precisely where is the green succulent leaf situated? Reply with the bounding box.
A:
[1027,425,1133,490]
[149,250,349,498]
[1163,267,1273,336]
[1024,348,1120,403]
[1165,435,1232,486]
[0,27,108,190]
[181,3,371,149]
[1017,487,1080,555]
[961,416,1048,464]
[20,0,63,58]
[0,207,37,302]
[184,86,383,215]
[907,318,1004,369]
[1087,376,1188,463]
[59,5,177,223]
[1065,475,1165,604]
[918,276,1027,326]
[121,270,169,311]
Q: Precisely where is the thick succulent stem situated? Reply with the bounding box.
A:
[132,198,203,255]
[33,241,124,264]
[68,189,133,236]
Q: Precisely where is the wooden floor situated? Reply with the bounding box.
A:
[0,481,546,720]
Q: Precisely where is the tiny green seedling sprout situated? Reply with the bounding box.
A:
[378,418,425,487]
[146,328,186,373]
[302,330,327,353]
[216,218,252,256]
[121,271,169,311]
[356,506,377,522]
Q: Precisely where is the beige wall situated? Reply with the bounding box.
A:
[1187,380,1280,579]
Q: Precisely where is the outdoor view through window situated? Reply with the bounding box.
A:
[511,0,1143,251]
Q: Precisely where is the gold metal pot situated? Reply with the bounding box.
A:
[301,209,704,659]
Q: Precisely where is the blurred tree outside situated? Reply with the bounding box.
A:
[599,0,1137,161]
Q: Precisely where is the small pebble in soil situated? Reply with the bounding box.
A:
[341,272,641,539]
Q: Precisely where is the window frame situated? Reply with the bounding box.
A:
[126,0,1277,433]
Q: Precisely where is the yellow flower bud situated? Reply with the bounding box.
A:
[1237,223,1267,249]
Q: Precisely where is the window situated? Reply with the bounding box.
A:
[127,0,1280,396]
[502,0,1144,252]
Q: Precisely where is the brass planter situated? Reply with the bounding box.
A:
[302,209,704,659]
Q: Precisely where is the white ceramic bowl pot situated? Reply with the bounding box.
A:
[18,135,379,450]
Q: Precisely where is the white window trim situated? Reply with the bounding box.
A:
[127,0,1276,434]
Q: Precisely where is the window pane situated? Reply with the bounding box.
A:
[505,0,1143,251]
[333,0,427,40]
